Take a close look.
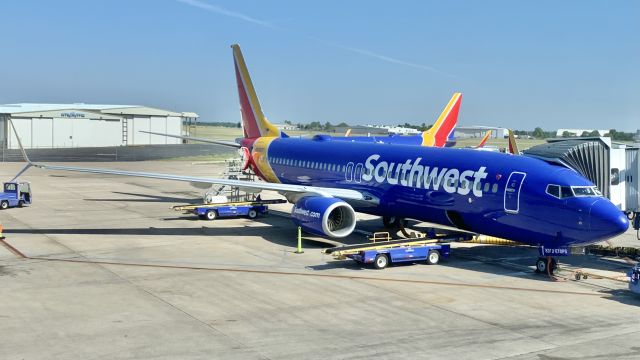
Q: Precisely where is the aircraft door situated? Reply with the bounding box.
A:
[345,162,354,182]
[504,172,526,214]
[354,163,363,183]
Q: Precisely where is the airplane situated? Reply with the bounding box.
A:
[475,131,492,149]
[14,44,629,274]
[508,129,520,154]
[328,92,461,147]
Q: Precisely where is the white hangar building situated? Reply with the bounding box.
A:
[0,103,198,149]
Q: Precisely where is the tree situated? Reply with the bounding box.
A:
[581,131,590,137]
[532,127,546,139]
[324,122,334,131]
[587,130,600,137]
[562,131,574,138]
[336,122,349,128]
[284,120,292,125]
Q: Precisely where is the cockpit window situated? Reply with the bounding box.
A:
[546,184,560,198]
[572,186,602,197]
[546,184,575,199]
[560,186,574,198]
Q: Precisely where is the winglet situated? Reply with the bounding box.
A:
[344,129,352,137]
[8,119,34,181]
[8,119,33,165]
[422,93,462,147]
[507,129,520,155]
[231,44,281,139]
[475,131,491,148]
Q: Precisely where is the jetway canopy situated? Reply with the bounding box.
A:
[523,137,639,213]
[524,138,610,197]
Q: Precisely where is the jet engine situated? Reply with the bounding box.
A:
[291,197,356,238]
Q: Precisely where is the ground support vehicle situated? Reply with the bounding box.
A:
[323,232,470,269]
[629,264,640,294]
[173,199,286,220]
[0,182,32,209]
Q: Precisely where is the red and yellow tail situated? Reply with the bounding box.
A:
[475,131,491,148]
[507,129,520,155]
[421,93,462,147]
[232,44,281,139]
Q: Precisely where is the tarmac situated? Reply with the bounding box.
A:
[1,161,640,360]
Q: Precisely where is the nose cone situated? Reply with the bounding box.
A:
[590,199,629,241]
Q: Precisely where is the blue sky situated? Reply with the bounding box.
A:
[1,0,638,131]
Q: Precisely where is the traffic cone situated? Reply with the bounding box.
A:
[0,224,4,240]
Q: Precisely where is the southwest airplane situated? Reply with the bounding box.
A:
[15,44,629,272]
[333,92,461,147]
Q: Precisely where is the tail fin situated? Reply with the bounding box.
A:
[344,129,352,137]
[422,93,462,147]
[507,129,520,154]
[232,44,281,139]
[475,131,491,148]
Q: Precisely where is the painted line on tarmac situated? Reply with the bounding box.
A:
[17,254,605,297]
[1,237,613,297]
[0,238,26,259]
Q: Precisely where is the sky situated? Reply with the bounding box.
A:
[1,0,638,131]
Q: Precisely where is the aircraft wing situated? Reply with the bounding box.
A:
[139,131,241,148]
[8,119,362,201]
[32,163,365,201]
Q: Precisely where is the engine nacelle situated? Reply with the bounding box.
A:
[291,197,357,238]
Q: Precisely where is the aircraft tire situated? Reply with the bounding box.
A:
[535,257,557,275]
[373,254,389,269]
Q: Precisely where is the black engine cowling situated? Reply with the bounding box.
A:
[291,197,356,238]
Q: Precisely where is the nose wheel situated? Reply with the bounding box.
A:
[535,256,558,275]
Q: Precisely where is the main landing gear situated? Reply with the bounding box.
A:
[382,217,414,238]
[535,256,558,276]
[382,216,408,229]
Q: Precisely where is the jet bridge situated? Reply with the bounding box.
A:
[523,137,640,220]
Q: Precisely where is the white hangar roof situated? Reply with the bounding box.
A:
[0,103,198,118]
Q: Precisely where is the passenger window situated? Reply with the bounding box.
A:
[483,182,489,192]
[546,184,560,198]
[491,184,498,193]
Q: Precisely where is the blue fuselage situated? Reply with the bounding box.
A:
[253,137,628,247]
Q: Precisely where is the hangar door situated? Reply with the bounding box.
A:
[128,116,181,145]
[8,118,53,149]
[51,118,122,147]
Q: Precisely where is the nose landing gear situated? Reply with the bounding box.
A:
[535,256,558,276]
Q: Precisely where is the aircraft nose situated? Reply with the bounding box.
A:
[589,199,629,239]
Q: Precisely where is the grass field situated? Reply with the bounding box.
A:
[187,125,546,151]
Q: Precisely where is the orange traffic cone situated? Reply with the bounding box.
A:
[0,224,4,240]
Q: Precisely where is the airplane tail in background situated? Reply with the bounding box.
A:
[232,44,282,139]
[508,129,520,154]
[422,93,462,147]
[475,131,491,148]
